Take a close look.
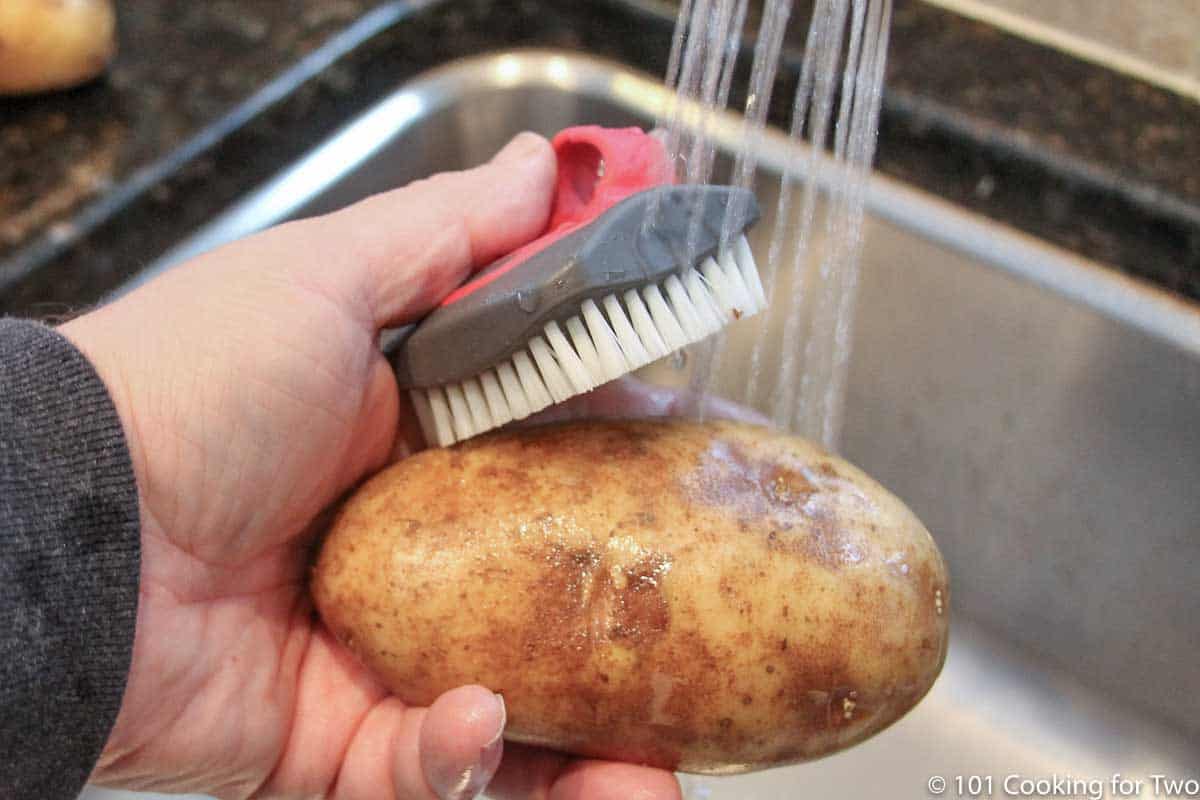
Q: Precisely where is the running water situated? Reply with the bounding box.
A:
[652,0,893,450]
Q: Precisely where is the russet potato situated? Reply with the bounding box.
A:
[313,419,949,774]
[0,0,116,95]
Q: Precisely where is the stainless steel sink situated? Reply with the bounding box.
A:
[86,51,1200,800]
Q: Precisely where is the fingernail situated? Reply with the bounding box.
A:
[494,132,544,164]
[438,694,506,800]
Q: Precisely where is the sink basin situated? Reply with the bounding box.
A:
[84,50,1200,800]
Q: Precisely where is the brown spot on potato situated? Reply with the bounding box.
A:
[683,437,863,571]
[764,466,815,505]
[683,441,814,520]
[607,554,672,643]
[519,542,673,661]
[772,745,805,765]
[587,739,682,772]
[476,463,528,489]
[519,542,603,661]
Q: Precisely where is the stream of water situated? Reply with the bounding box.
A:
[653,0,893,450]
[651,9,893,795]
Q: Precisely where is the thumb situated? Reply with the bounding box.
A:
[325,686,505,800]
[399,686,507,800]
[297,131,556,331]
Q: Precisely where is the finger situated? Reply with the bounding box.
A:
[390,385,428,461]
[302,131,556,331]
[415,686,506,800]
[338,354,404,488]
[484,742,569,799]
[486,744,683,800]
[324,685,504,800]
[327,696,418,800]
[548,760,684,800]
[253,632,507,800]
[261,628,390,797]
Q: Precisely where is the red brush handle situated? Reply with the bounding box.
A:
[547,125,673,228]
[440,126,672,307]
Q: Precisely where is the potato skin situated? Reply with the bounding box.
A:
[313,420,949,774]
[0,0,116,95]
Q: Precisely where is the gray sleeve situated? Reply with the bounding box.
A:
[0,318,141,800]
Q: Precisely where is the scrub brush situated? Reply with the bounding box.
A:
[390,126,764,448]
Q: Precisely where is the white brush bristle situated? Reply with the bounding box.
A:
[412,235,764,448]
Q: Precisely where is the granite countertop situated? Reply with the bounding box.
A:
[881,2,1200,299]
[0,1,374,252]
[1,0,1197,315]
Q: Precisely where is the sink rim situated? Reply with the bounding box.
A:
[122,48,1200,360]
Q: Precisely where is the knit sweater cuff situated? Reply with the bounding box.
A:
[0,318,141,800]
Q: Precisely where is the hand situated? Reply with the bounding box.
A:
[62,133,684,800]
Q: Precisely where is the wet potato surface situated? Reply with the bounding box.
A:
[312,420,949,774]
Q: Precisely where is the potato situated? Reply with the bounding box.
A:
[0,0,116,95]
[313,420,949,774]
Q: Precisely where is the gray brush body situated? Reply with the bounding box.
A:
[392,184,759,389]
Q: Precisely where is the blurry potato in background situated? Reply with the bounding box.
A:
[0,0,117,95]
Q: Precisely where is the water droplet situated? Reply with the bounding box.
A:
[516,289,540,313]
[670,349,688,370]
